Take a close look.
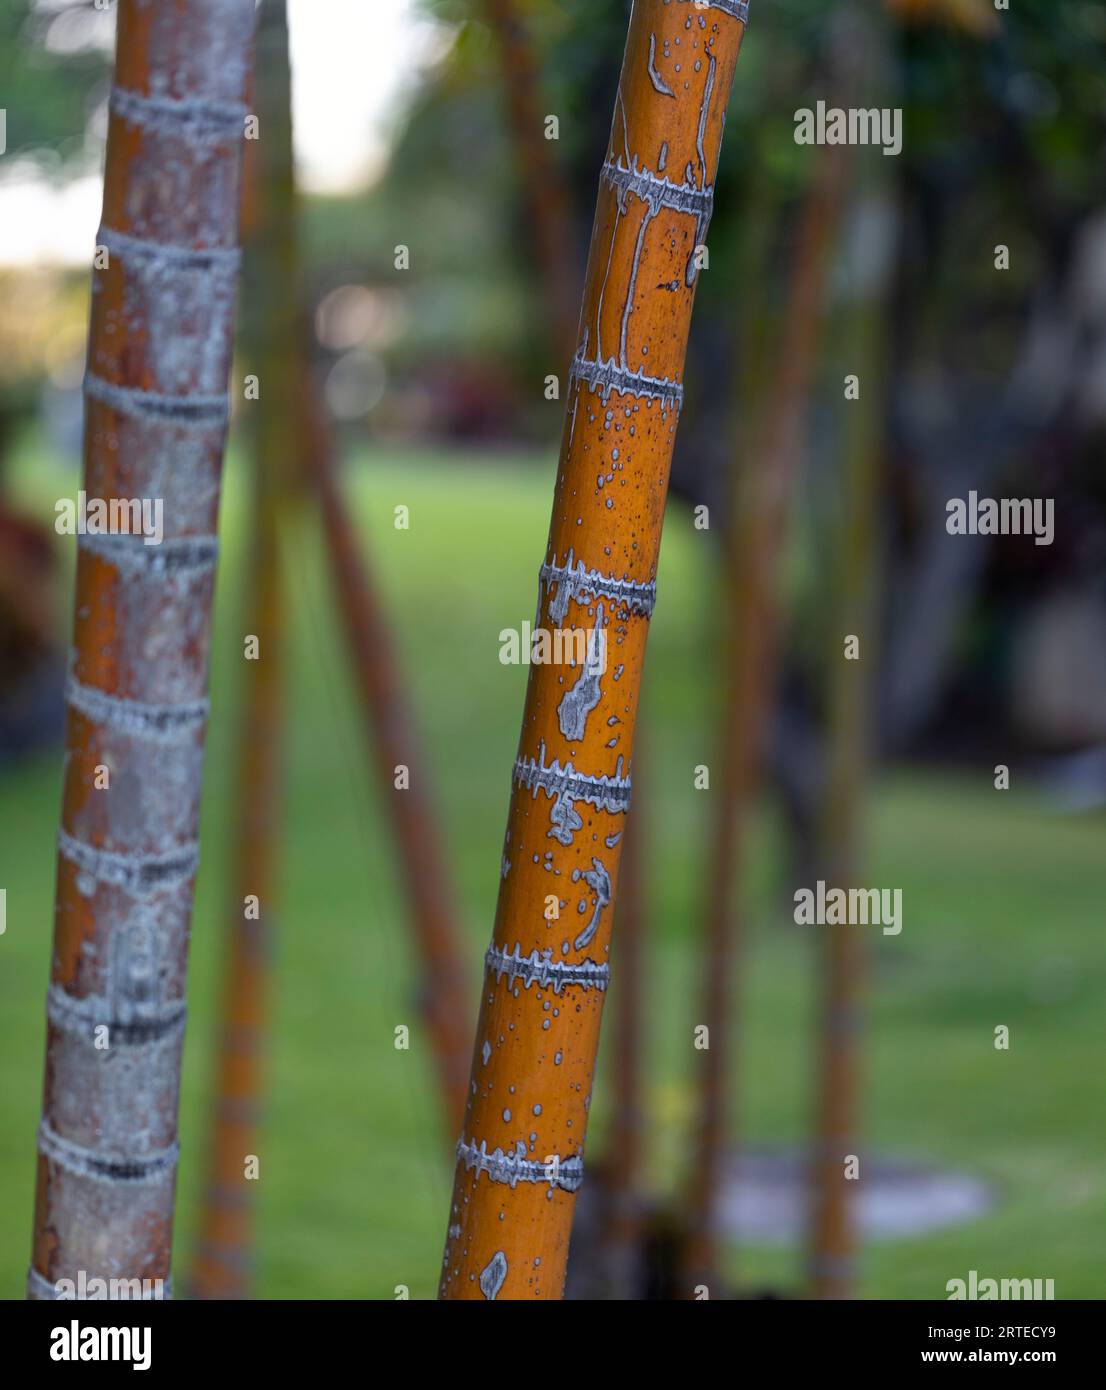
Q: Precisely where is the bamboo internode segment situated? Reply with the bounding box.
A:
[439,0,750,1301]
[29,0,255,1299]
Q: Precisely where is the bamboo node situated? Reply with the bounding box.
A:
[46,985,187,1046]
[539,548,656,625]
[77,533,219,576]
[456,1137,584,1193]
[569,353,683,413]
[512,741,632,847]
[600,156,714,222]
[97,224,242,269]
[485,942,610,993]
[65,674,209,743]
[83,372,230,429]
[57,828,199,896]
[37,1121,179,1186]
[109,87,248,142]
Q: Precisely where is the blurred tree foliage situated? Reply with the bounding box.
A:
[369,0,1105,481]
[0,0,111,165]
[0,2,112,417]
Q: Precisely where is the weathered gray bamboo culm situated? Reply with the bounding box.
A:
[28,0,256,1299]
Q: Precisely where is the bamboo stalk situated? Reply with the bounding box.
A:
[307,426,473,1130]
[807,9,893,1301]
[28,0,256,1299]
[190,0,297,1301]
[601,747,647,1295]
[807,284,885,1301]
[439,0,752,1302]
[682,142,851,1293]
[484,0,580,370]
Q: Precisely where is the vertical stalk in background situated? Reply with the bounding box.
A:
[28,0,256,1299]
[682,141,851,1292]
[190,0,297,1301]
[485,0,580,370]
[808,13,894,1294]
[601,747,647,1296]
[308,418,473,1130]
[807,282,885,1300]
[439,0,751,1301]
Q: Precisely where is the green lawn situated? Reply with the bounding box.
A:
[0,441,1102,1298]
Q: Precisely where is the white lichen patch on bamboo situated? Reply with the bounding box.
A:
[485,943,610,993]
[539,549,656,625]
[573,858,612,952]
[456,1137,584,1193]
[479,1251,509,1301]
[557,603,606,741]
[647,32,675,97]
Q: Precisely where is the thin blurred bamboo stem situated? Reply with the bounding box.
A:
[807,282,885,1299]
[485,0,580,371]
[682,140,852,1294]
[306,408,473,1131]
[808,9,893,1296]
[602,746,647,1294]
[191,0,298,1300]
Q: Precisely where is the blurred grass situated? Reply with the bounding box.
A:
[0,437,1103,1299]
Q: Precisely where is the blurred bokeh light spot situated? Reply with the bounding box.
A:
[315,285,405,353]
[325,349,387,421]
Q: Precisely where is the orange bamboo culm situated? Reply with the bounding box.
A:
[682,140,851,1292]
[190,0,296,1300]
[439,0,752,1301]
[28,0,256,1299]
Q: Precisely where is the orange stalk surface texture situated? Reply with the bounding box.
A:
[28,0,256,1298]
[439,0,751,1301]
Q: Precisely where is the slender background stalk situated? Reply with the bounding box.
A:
[190,0,296,1300]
